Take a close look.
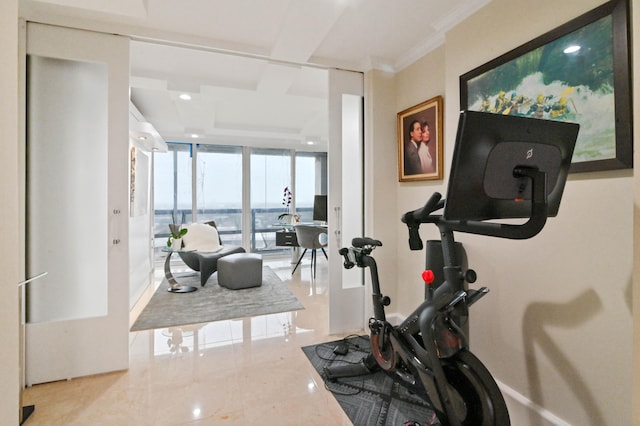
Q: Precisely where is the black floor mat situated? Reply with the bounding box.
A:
[301,335,438,425]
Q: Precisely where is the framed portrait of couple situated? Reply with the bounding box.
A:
[397,96,443,182]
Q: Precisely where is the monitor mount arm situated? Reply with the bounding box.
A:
[443,166,548,240]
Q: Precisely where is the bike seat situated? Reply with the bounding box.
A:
[352,237,382,248]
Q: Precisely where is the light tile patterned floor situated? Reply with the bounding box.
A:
[22,257,354,425]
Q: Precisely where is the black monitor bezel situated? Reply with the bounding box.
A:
[444,111,579,221]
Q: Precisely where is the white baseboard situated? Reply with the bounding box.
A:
[497,379,570,426]
[129,278,156,328]
[384,312,569,426]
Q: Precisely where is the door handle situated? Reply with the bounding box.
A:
[334,206,341,246]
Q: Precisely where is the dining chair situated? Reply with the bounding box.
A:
[292,225,328,278]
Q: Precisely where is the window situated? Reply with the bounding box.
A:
[196,145,243,245]
[295,152,327,222]
[250,148,291,251]
[153,144,327,254]
[153,143,192,245]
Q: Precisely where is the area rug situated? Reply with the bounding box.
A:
[131,267,304,331]
[302,335,437,425]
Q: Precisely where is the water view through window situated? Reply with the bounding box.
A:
[154,143,326,254]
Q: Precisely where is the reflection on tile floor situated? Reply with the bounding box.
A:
[22,257,354,425]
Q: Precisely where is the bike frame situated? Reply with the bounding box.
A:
[352,242,472,422]
[342,166,547,425]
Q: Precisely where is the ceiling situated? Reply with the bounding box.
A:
[20,0,491,150]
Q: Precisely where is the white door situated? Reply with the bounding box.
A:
[25,23,129,385]
[328,69,365,334]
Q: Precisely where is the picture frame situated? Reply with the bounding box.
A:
[130,146,136,216]
[130,145,150,217]
[397,96,444,181]
[459,0,631,173]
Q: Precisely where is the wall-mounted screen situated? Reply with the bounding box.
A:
[444,111,579,221]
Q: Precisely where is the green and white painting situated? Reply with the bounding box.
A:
[463,6,630,171]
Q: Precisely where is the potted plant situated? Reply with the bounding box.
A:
[167,211,188,249]
[277,186,300,225]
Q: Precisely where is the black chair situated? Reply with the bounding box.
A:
[291,225,328,278]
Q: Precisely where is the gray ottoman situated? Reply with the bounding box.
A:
[217,253,263,289]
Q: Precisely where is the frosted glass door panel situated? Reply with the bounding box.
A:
[27,55,108,323]
[341,94,364,289]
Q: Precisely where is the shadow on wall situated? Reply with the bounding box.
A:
[522,289,603,425]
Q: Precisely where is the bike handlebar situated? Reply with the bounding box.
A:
[341,238,383,270]
[401,192,445,226]
[339,247,355,269]
[402,167,549,250]
[401,192,445,251]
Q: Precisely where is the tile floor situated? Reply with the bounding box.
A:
[22,256,354,425]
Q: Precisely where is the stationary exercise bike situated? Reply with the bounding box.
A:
[324,111,579,426]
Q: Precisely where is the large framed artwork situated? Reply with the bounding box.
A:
[460,0,631,173]
[397,96,444,182]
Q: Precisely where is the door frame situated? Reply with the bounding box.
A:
[328,68,365,334]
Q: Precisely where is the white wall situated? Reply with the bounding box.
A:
[631,1,640,423]
[364,70,399,312]
[394,47,449,313]
[0,0,20,422]
[129,145,154,308]
[368,0,634,424]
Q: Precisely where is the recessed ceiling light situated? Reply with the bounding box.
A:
[190,133,199,139]
[138,135,147,140]
[563,45,581,54]
[306,140,315,145]
[179,93,192,100]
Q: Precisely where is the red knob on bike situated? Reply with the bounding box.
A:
[422,270,435,285]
